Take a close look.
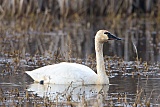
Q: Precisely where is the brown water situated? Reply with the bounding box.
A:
[0,57,159,106]
[0,1,160,106]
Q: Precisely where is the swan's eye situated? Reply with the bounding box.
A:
[104,32,110,35]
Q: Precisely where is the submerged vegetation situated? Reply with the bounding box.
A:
[0,0,160,106]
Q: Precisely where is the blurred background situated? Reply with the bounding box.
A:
[0,0,160,62]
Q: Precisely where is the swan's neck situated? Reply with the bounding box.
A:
[95,39,108,84]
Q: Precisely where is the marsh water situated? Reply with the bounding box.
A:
[0,21,160,106]
[0,0,160,106]
[0,57,159,107]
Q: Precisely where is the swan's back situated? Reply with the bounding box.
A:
[26,62,98,84]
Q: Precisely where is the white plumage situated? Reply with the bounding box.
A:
[26,62,97,84]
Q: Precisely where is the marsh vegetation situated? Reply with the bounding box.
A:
[0,0,160,106]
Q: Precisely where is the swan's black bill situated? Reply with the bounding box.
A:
[108,33,121,40]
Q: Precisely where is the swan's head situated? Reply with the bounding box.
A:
[95,30,121,43]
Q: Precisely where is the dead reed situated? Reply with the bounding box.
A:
[0,0,160,106]
[0,0,160,61]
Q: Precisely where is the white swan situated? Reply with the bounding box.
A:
[25,30,121,84]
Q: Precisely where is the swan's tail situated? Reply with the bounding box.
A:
[25,71,36,81]
[25,71,43,83]
[25,71,31,76]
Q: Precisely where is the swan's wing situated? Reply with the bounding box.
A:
[25,62,97,84]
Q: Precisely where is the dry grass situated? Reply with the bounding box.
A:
[0,0,160,106]
[0,0,160,61]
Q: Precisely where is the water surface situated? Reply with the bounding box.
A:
[0,59,160,106]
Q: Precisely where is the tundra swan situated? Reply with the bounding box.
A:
[25,30,121,84]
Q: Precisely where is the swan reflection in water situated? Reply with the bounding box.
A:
[27,83,109,106]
